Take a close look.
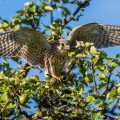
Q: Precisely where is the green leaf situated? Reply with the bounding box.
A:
[12,16,22,24]
[1,92,8,101]
[24,2,33,7]
[90,46,100,55]
[29,5,37,12]
[62,7,70,17]
[118,87,120,94]
[76,54,88,58]
[97,71,108,81]
[19,94,28,104]
[68,52,75,57]
[31,75,39,81]
[43,116,52,120]
[116,54,120,58]
[111,62,118,68]
[85,95,95,103]
[44,6,53,11]
[107,89,117,100]
[50,25,56,30]
[91,111,101,120]
[8,103,15,109]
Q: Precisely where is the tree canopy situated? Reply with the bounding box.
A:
[0,0,120,119]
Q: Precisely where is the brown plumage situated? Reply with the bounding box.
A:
[44,39,69,79]
[0,29,69,79]
[68,23,120,49]
[1,23,120,79]
[0,28,50,68]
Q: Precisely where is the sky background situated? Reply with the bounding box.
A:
[0,0,120,56]
[0,0,120,25]
[0,0,120,79]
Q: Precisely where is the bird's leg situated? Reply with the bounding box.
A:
[49,61,63,81]
[64,59,69,73]
[44,59,51,78]
[37,66,43,73]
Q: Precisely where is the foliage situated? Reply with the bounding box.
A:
[0,0,120,119]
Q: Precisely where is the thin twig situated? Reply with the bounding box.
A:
[50,1,53,24]
[62,1,89,28]
[91,63,98,95]
[63,62,76,80]
[101,70,114,96]
[15,97,21,116]
[106,72,112,92]
[62,6,81,28]
[22,63,31,78]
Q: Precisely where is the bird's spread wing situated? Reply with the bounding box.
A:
[68,23,120,49]
[0,28,50,67]
[0,31,21,56]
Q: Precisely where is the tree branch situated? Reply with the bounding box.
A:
[50,1,54,24]
[91,64,98,95]
[22,63,32,78]
[62,0,90,28]
[63,62,76,80]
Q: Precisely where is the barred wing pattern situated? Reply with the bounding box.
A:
[68,23,120,49]
[0,31,21,57]
[0,28,50,68]
[1,23,120,79]
[0,28,69,79]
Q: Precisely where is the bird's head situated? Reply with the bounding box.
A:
[56,39,70,52]
[50,39,70,53]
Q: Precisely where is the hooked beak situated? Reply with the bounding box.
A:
[64,45,70,50]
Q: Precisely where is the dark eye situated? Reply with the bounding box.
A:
[61,44,64,46]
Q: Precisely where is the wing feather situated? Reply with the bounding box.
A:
[68,23,120,49]
[0,31,22,56]
[0,28,50,67]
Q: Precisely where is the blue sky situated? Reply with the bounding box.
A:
[0,0,120,79]
[80,0,120,25]
[0,0,120,25]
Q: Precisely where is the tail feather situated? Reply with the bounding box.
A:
[68,23,120,49]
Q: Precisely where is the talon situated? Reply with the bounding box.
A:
[53,76,63,82]
[45,74,52,79]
